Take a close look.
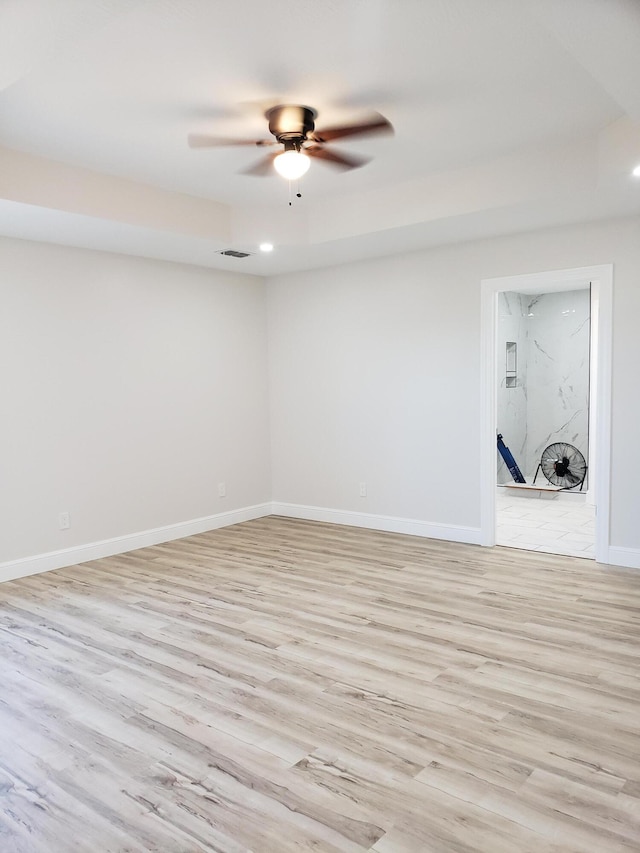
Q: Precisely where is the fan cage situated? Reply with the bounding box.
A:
[536,442,587,490]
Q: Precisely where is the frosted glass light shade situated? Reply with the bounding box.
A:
[274,150,310,180]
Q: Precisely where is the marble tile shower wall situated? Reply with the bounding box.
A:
[497,292,528,484]
[497,289,590,482]
[525,289,590,477]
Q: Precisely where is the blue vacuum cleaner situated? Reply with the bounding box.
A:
[497,433,526,483]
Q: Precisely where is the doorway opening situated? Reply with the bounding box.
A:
[496,286,592,557]
[480,265,612,564]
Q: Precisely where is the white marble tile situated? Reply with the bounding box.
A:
[509,529,572,546]
[539,520,588,532]
[498,508,534,519]
[524,290,591,477]
[497,289,590,489]
[558,513,595,526]
[497,292,528,484]
[558,531,598,545]
[498,515,552,528]
[496,489,595,559]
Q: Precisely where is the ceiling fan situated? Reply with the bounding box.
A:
[188,104,393,180]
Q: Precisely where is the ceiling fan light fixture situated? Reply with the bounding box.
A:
[274,149,310,180]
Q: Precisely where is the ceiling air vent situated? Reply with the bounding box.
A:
[219,249,252,258]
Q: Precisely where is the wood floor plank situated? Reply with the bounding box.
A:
[1,516,639,851]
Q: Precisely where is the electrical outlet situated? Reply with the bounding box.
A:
[359,482,367,497]
[58,511,70,530]
[218,482,226,498]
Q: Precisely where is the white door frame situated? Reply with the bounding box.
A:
[480,264,612,564]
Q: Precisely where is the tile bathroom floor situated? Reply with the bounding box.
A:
[496,486,595,559]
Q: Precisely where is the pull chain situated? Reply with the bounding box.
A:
[287,180,303,206]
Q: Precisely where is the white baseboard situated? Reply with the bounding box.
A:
[0,503,272,584]
[14,502,630,585]
[606,546,640,570]
[271,502,482,545]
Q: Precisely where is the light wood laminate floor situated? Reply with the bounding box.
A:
[1,517,639,852]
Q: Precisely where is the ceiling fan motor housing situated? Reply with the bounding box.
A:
[266,105,317,145]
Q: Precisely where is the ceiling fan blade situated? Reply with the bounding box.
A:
[241,152,279,176]
[188,133,274,149]
[306,146,369,170]
[308,113,393,144]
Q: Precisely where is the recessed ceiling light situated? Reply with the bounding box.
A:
[259,242,274,252]
[632,164,640,178]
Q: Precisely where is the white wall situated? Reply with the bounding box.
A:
[2,215,639,573]
[0,237,271,566]
[267,252,481,535]
[268,215,640,554]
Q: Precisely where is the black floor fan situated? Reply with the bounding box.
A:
[533,442,588,490]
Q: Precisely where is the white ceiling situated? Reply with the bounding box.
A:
[1,0,639,275]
